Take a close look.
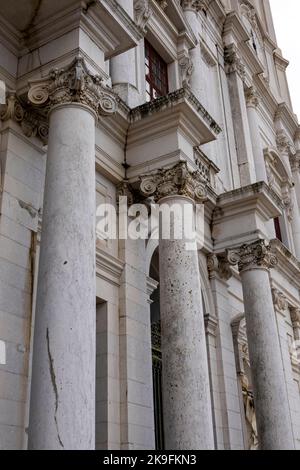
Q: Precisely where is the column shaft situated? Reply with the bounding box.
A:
[28,104,96,449]
[159,196,214,450]
[233,242,294,450]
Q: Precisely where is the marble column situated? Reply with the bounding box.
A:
[181,1,202,101]
[245,86,268,183]
[27,58,117,449]
[140,162,214,450]
[228,240,294,450]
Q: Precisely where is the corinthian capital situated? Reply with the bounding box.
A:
[28,57,117,119]
[139,161,207,203]
[227,240,278,273]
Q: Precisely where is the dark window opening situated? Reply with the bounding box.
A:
[251,30,258,54]
[145,40,168,102]
[274,217,283,242]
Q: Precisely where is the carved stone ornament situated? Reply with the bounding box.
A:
[224,45,246,80]
[227,240,278,273]
[272,288,288,313]
[117,180,134,207]
[245,86,260,108]
[207,254,232,281]
[156,0,168,10]
[0,92,49,144]
[282,182,294,222]
[290,308,300,342]
[134,0,151,32]
[276,130,291,156]
[179,53,194,87]
[27,57,117,119]
[181,0,207,13]
[139,161,207,203]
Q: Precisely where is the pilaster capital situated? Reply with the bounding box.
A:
[276,129,291,156]
[155,0,168,10]
[282,181,294,222]
[0,91,49,144]
[117,180,135,206]
[290,307,300,341]
[27,57,117,120]
[139,161,207,203]
[207,254,233,281]
[224,44,246,81]
[178,53,194,88]
[245,86,260,108]
[181,0,207,13]
[134,0,152,32]
[272,288,288,313]
[227,240,278,273]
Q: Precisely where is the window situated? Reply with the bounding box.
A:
[274,217,283,242]
[145,40,168,102]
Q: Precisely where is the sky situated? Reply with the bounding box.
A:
[270,0,300,119]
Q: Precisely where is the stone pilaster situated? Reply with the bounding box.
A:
[245,86,267,183]
[140,162,214,450]
[207,254,244,449]
[224,45,256,186]
[27,57,117,450]
[111,0,146,107]
[227,240,294,450]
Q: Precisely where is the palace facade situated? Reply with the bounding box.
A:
[0,0,300,450]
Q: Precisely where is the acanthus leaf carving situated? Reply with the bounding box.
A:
[139,161,207,203]
[224,44,246,81]
[0,92,49,145]
[227,240,278,273]
[272,288,288,313]
[180,0,207,13]
[207,254,233,281]
[28,57,118,120]
[245,86,260,108]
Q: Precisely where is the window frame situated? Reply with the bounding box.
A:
[145,39,169,102]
